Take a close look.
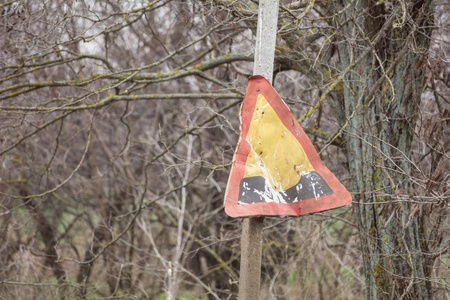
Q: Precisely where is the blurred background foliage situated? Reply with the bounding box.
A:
[0,0,448,299]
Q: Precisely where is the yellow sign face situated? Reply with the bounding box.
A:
[244,94,314,192]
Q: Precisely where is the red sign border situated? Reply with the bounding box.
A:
[224,76,352,217]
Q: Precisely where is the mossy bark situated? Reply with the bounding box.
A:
[334,0,433,298]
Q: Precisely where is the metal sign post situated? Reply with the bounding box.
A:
[252,0,279,83]
[239,0,279,298]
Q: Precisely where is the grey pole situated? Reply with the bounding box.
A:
[239,0,279,299]
[253,0,279,84]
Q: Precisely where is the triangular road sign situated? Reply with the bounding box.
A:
[224,76,352,217]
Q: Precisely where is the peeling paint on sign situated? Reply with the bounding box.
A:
[224,76,352,217]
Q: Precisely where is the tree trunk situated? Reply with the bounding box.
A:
[336,0,433,298]
[24,199,66,285]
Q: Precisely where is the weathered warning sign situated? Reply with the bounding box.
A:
[224,76,352,217]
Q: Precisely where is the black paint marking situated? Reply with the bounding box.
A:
[238,171,333,204]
